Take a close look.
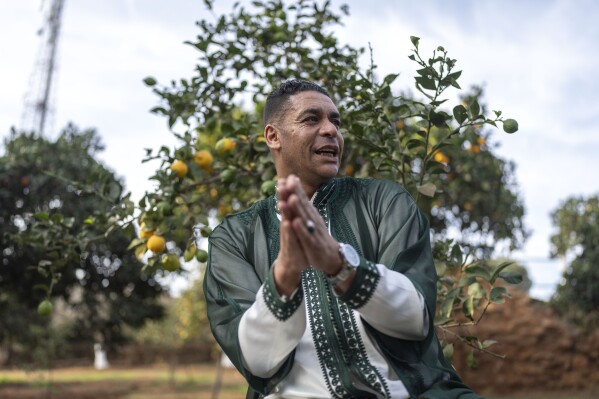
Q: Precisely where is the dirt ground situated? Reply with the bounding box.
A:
[451,291,599,398]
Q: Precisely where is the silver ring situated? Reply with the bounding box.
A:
[306,219,315,234]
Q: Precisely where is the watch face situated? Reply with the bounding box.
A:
[342,244,360,267]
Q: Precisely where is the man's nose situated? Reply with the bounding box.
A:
[320,119,338,137]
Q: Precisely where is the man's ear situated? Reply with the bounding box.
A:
[265,124,281,150]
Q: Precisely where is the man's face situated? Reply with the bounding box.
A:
[272,91,344,188]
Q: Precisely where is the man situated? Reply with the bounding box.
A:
[204,80,481,398]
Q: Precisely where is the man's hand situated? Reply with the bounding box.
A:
[273,176,310,297]
[277,175,344,278]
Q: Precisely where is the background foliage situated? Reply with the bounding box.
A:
[1,0,528,366]
[136,0,525,360]
[550,194,599,328]
[0,125,164,364]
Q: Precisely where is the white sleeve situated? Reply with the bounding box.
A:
[238,284,306,378]
[357,263,429,340]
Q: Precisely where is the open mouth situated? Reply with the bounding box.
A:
[314,147,339,158]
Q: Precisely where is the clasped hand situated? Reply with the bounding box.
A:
[273,175,343,296]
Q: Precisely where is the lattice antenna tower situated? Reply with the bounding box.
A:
[21,0,66,136]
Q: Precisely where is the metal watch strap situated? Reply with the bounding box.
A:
[326,243,359,286]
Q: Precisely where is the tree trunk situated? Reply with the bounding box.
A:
[210,351,224,399]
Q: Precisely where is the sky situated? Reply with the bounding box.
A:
[1,0,598,300]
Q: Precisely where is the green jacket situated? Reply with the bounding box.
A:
[204,177,483,399]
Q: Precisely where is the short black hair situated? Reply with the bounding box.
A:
[263,79,330,125]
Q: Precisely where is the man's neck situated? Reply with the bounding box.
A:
[302,182,318,199]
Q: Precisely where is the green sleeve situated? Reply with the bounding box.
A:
[360,180,484,398]
[203,215,294,396]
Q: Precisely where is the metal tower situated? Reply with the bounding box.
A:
[21,0,66,136]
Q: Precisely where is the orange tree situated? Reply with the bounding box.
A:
[16,0,525,363]
[133,0,524,361]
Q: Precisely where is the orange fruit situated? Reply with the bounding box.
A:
[194,150,213,170]
[215,138,236,154]
[170,160,188,178]
[147,235,166,253]
[468,144,481,154]
[434,152,449,164]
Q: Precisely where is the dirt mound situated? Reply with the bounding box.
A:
[449,291,599,396]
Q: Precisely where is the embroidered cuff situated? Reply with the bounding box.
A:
[337,257,380,309]
[263,265,304,321]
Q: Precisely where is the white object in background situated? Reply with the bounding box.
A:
[93,343,109,370]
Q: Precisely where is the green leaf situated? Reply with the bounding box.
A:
[468,282,486,299]
[383,73,399,85]
[462,295,474,320]
[33,284,49,293]
[429,110,446,127]
[127,238,145,250]
[467,349,477,369]
[481,339,498,349]
[134,244,147,260]
[83,217,95,225]
[35,212,49,221]
[430,99,448,107]
[447,70,462,81]
[469,100,480,119]
[498,271,523,284]
[410,36,420,48]
[443,343,454,362]
[489,261,514,284]
[417,183,436,198]
[406,138,425,150]
[415,76,436,91]
[458,275,476,287]
[453,105,467,124]
[490,286,510,303]
[150,107,167,115]
[450,243,463,266]
[465,265,491,281]
[143,76,157,86]
[439,288,459,319]
[416,67,430,77]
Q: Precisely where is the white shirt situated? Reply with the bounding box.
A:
[239,263,429,399]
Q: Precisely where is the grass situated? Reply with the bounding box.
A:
[0,364,595,399]
[0,363,248,399]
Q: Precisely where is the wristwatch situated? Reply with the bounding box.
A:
[326,243,360,286]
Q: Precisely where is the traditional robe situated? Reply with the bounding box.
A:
[204,177,483,399]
